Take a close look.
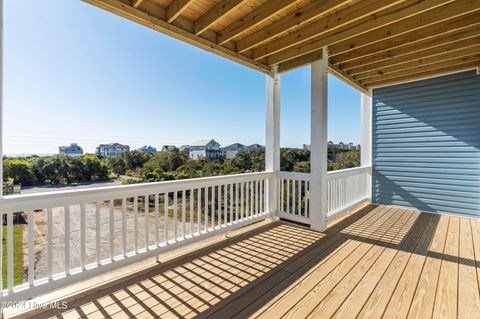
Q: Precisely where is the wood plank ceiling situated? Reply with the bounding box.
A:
[84,0,480,92]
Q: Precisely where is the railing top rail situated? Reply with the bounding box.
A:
[327,166,371,179]
[278,171,311,181]
[0,171,273,212]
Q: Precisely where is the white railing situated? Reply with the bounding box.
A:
[327,166,371,219]
[278,172,310,224]
[277,166,371,224]
[0,172,272,302]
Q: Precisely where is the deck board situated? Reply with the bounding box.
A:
[20,205,480,319]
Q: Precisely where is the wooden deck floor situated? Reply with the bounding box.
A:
[35,205,480,319]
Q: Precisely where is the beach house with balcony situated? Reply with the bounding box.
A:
[95,143,130,157]
[189,139,224,160]
[58,143,83,156]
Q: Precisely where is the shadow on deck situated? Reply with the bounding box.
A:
[24,204,480,318]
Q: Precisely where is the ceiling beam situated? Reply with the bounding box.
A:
[236,0,352,53]
[367,61,479,88]
[328,63,370,94]
[329,10,480,65]
[355,45,480,81]
[131,0,143,8]
[216,0,297,45]
[83,0,272,74]
[194,0,245,35]
[338,26,480,74]
[278,49,324,73]
[362,54,480,85]
[264,0,455,65]
[329,0,480,59]
[167,0,195,23]
[350,37,480,78]
[253,0,407,60]
[269,5,478,67]
[340,25,480,71]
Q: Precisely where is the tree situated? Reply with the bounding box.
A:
[3,159,35,185]
[107,156,127,175]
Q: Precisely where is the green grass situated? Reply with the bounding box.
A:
[2,224,24,289]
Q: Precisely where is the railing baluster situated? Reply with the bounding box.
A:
[297,180,301,215]
[190,189,194,237]
[255,180,259,215]
[235,183,239,222]
[28,210,34,286]
[306,181,310,217]
[197,188,201,234]
[164,193,169,243]
[81,203,86,268]
[292,179,296,215]
[204,187,208,232]
[286,179,290,215]
[245,182,249,217]
[121,199,126,257]
[182,190,186,238]
[109,200,114,261]
[64,206,70,275]
[241,182,244,220]
[96,202,101,265]
[260,179,264,213]
[133,197,138,253]
[249,181,255,217]
[280,179,283,213]
[47,208,53,281]
[155,194,159,247]
[211,186,215,229]
[230,183,233,224]
[217,185,221,228]
[145,195,149,250]
[224,184,228,226]
[7,212,14,292]
[174,191,178,241]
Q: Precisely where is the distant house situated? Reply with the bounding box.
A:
[179,145,190,153]
[59,143,83,156]
[161,145,178,152]
[303,144,311,151]
[138,145,157,153]
[96,143,130,157]
[247,144,265,151]
[223,143,247,159]
[189,139,224,160]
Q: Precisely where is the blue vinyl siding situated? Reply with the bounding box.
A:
[372,70,480,217]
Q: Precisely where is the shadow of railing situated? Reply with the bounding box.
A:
[36,204,472,319]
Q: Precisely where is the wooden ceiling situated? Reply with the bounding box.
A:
[84,0,480,92]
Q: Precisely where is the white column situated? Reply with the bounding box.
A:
[361,89,373,202]
[265,66,280,218]
[310,49,328,232]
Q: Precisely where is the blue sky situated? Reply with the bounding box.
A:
[4,0,360,155]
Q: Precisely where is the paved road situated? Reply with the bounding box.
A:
[21,180,123,194]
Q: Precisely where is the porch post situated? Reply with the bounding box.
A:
[361,89,373,202]
[310,49,328,232]
[265,66,280,218]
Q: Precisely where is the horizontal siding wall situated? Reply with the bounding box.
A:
[372,70,480,218]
